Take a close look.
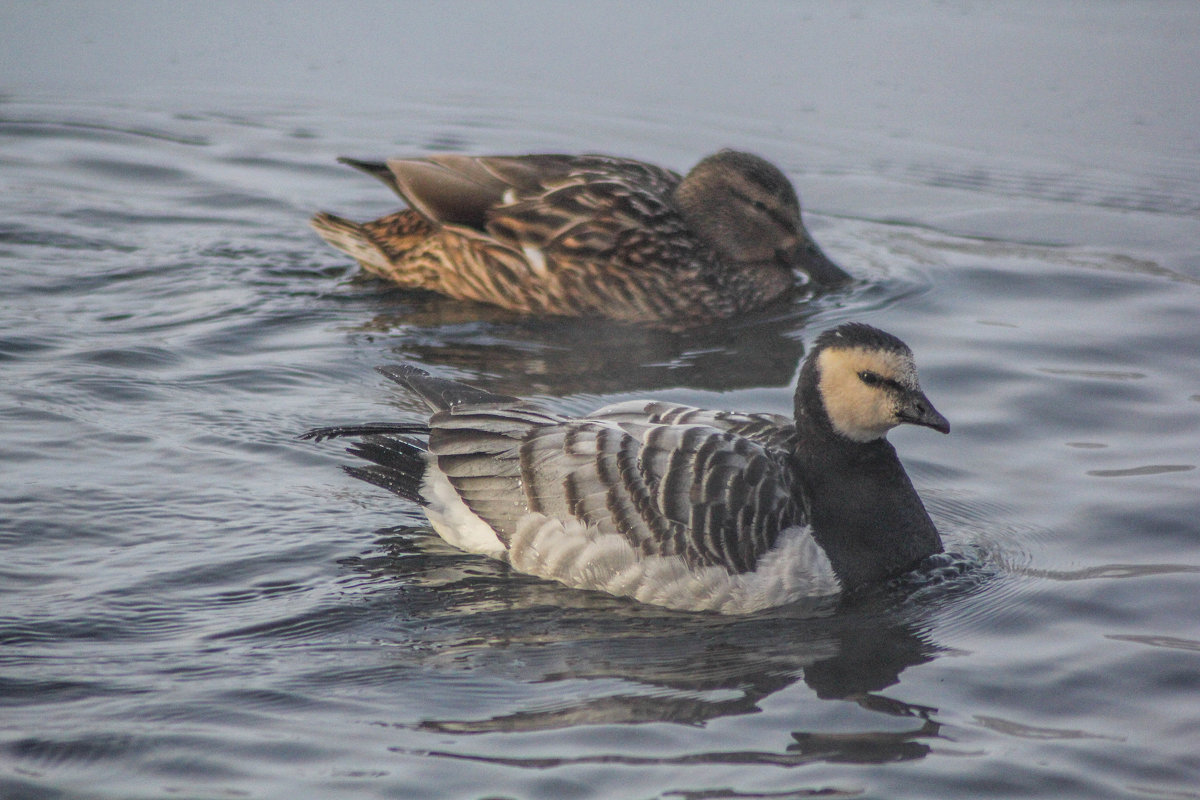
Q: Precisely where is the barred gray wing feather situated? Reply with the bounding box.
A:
[426,402,803,576]
[427,405,565,540]
[624,422,800,573]
[589,400,798,450]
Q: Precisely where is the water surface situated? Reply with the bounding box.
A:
[3,3,1199,799]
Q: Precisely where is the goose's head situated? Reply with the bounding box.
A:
[801,322,949,443]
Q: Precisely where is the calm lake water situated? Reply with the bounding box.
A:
[3,3,1199,799]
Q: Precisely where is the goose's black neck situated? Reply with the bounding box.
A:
[793,356,943,590]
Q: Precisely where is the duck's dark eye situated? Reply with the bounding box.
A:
[858,370,882,387]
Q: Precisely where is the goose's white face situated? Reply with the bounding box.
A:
[816,345,947,442]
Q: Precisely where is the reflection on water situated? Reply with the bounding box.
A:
[408,607,939,739]
[337,250,930,397]
[350,290,812,397]
[325,527,989,771]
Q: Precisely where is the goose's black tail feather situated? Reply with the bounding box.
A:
[342,434,429,506]
[299,423,430,442]
[301,362,510,504]
[377,364,519,412]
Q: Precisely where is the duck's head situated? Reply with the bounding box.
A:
[674,150,852,287]
[799,322,949,443]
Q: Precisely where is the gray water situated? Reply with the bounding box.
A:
[3,3,1200,798]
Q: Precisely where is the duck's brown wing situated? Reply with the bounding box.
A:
[343,154,619,229]
[337,154,716,321]
[350,154,690,263]
[481,156,693,270]
[382,155,573,229]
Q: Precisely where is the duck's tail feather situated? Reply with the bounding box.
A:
[310,210,444,287]
[309,212,385,267]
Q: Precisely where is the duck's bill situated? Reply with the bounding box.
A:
[797,240,853,287]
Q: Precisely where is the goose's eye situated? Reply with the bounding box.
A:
[858,370,882,387]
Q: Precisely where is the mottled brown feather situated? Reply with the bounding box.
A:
[311,151,850,327]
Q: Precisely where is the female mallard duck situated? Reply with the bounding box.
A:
[302,322,948,614]
[310,150,851,327]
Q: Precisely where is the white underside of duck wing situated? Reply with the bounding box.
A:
[505,514,839,614]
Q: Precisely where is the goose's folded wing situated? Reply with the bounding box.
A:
[589,400,798,450]
[428,404,803,575]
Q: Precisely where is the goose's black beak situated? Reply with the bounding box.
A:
[898,389,950,434]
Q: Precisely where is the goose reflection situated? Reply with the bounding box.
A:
[346,530,970,766]
[416,615,942,767]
